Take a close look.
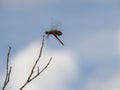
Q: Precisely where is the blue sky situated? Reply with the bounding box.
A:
[1,0,120,90]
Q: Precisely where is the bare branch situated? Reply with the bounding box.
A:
[29,58,52,82]
[19,36,52,90]
[27,36,45,81]
[2,46,12,90]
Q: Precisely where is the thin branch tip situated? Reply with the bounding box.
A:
[2,46,12,90]
[19,35,53,90]
[8,46,11,50]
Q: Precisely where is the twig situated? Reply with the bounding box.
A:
[28,58,52,82]
[19,36,52,90]
[2,46,12,90]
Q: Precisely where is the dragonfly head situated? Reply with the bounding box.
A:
[45,31,49,34]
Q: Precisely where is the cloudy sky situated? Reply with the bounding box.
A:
[1,0,120,90]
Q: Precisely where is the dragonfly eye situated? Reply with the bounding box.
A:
[45,31,49,34]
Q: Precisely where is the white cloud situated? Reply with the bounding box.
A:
[82,73,120,90]
[2,40,78,90]
[80,28,120,90]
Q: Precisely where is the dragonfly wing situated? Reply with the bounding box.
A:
[53,34,64,45]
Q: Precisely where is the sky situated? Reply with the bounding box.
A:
[1,0,120,90]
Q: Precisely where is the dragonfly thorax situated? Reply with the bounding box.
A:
[45,30,62,36]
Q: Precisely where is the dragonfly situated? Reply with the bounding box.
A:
[45,30,64,45]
